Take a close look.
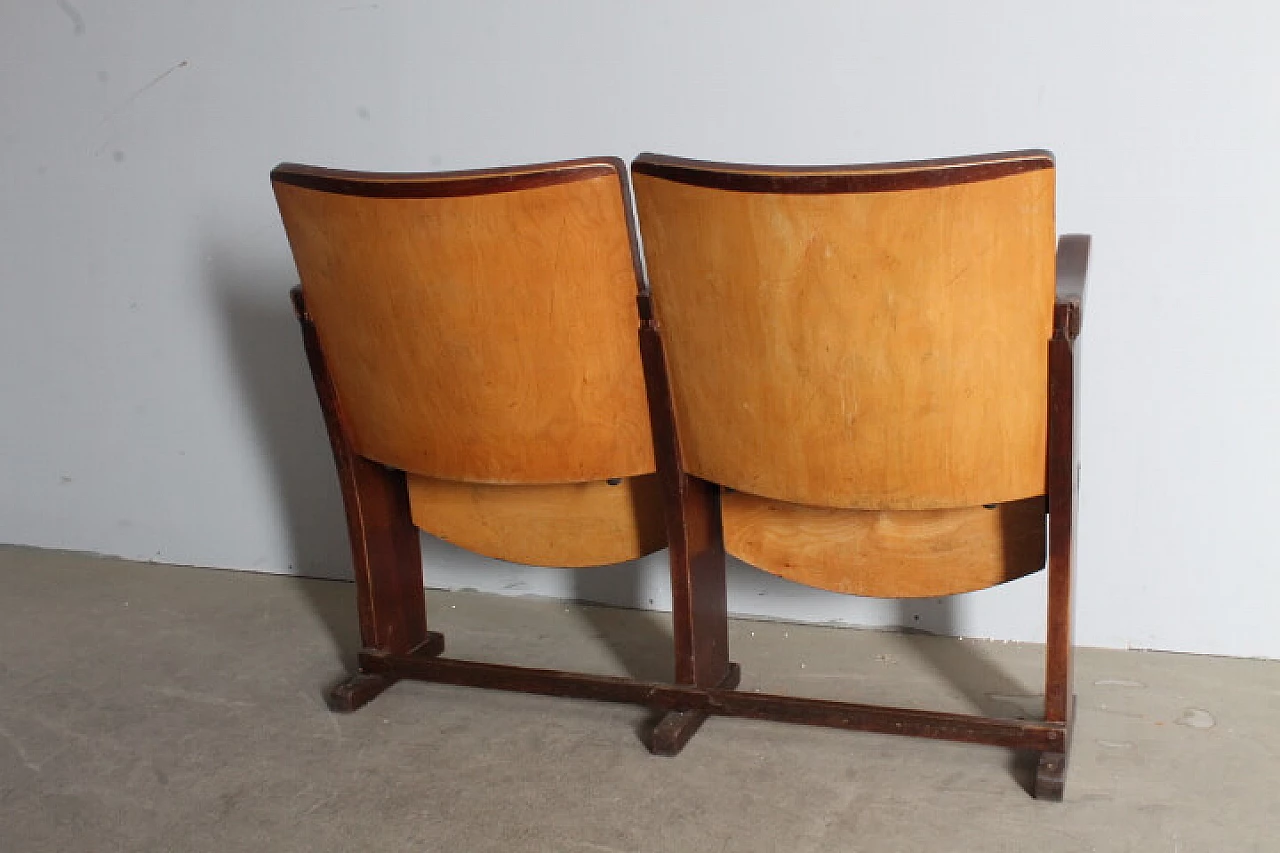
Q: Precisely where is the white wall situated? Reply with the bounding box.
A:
[4,1,1279,658]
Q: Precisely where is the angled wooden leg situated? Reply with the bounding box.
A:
[639,302,736,754]
[293,288,437,711]
[332,455,433,658]
[665,474,733,690]
[1037,254,1084,799]
[647,474,737,755]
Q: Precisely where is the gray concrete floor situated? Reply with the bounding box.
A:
[0,546,1276,852]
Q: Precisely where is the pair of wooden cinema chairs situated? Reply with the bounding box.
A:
[271,150,1088,800]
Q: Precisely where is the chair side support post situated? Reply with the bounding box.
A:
[1036,234,1089,800]
[637,294,739,754]
[290,288,442,712]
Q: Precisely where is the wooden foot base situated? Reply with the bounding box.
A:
[1034,751,1066,801]
[1033,695,1075,800]
[649,663,743,756]
[326,632,446,713]
[328,671,399,712]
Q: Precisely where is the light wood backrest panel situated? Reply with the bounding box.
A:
[722,492,1045,597]
[273,160,655,483]
[407,474,666,567]
[633,152,1056,510]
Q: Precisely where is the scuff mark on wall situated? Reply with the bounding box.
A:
[55,0,85,36]
[101,60,190,125]
[94,60,190,154]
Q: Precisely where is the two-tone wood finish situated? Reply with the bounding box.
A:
[632,152,1056,511]
[275,159,670,568]
[274,160,655,485]
[632,152,1086,799]
[276,158,735,750]
[279,153,1086,801]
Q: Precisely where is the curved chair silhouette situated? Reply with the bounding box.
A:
[631,151,1087,799]
[272,158,735,740]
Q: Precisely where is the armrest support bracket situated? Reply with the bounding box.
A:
[1054,235,1090,340]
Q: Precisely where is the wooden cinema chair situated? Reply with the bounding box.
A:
[271,158,736,747]
[631,150,1088,799]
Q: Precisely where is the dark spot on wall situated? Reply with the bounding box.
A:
[112,150,125,163]
[356,106,370,120]
[56,0,86,35]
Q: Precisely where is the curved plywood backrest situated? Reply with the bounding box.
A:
[632,151,1056,511]
[273,159,655,484]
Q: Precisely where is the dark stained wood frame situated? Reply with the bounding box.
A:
[272,157,623,199]
[286,155,1086,800]
[630,149,1054,194]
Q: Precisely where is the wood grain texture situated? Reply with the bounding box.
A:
[273,159,655,484]
[405,474,666,567]
[632,153,1056,509]
[722,493,1046,597]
